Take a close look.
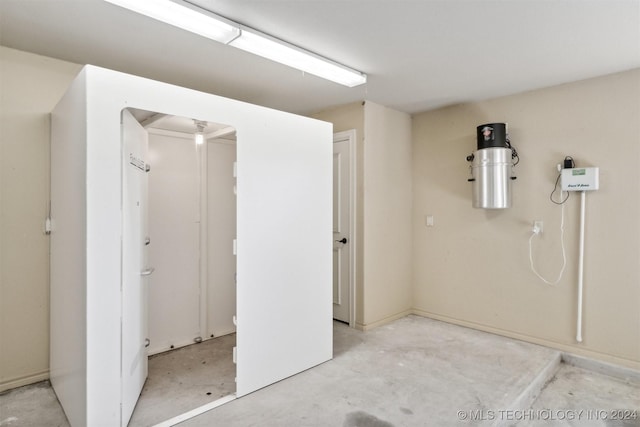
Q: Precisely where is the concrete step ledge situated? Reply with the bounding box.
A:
[561,352,640,384]
[494,352,562,427]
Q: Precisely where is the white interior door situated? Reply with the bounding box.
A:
[333,135,351,323]
[121,109,149,426]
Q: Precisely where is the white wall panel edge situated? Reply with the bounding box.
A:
[50,67,89,427]
[84,66,125,425]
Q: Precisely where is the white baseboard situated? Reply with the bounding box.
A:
[355,309,413,331]
[0,371,49,393]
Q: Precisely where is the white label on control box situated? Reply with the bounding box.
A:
[561,167,599,191]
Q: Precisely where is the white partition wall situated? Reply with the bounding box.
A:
[145,129,238,354]
[147,131,202,354]
[50,65,333,427]
[207,140,238,338]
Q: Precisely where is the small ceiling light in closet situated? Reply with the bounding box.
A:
[194,120,206,145]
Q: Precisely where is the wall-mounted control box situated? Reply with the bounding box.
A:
[561,167,599,191]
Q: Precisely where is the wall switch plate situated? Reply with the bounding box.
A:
[425,215,434,227]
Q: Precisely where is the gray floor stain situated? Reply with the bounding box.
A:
[343,411,394,427]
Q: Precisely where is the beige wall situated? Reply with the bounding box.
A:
[312,102,413,328]
[412,69,640,369]
[362,102,413,326]
[0,47,81,391]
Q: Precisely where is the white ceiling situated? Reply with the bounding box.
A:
[1,0,639,115]
[128,107,236,138]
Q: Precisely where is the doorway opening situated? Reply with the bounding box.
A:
[122,108,237,426]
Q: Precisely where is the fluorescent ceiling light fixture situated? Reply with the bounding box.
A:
[230,28,367,87]
[104,0,240,44]
[103,0,367,87]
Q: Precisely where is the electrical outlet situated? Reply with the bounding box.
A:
[532,220,543,234]
[425,215,434,227]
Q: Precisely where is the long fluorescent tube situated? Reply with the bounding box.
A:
[103,0,367,87]
[230,27,367,87]
[104,0,240,44]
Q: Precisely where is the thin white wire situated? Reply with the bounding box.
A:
[529,193,567,285]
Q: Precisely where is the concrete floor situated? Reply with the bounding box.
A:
[1,315,638,427]
[130,333,236,426]
[523,363,640,427]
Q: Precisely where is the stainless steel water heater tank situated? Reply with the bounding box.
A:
[466,123,518,209]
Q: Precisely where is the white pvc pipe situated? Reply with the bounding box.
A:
[576,191,586,343]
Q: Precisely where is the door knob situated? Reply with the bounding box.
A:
[335,238,348,244]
